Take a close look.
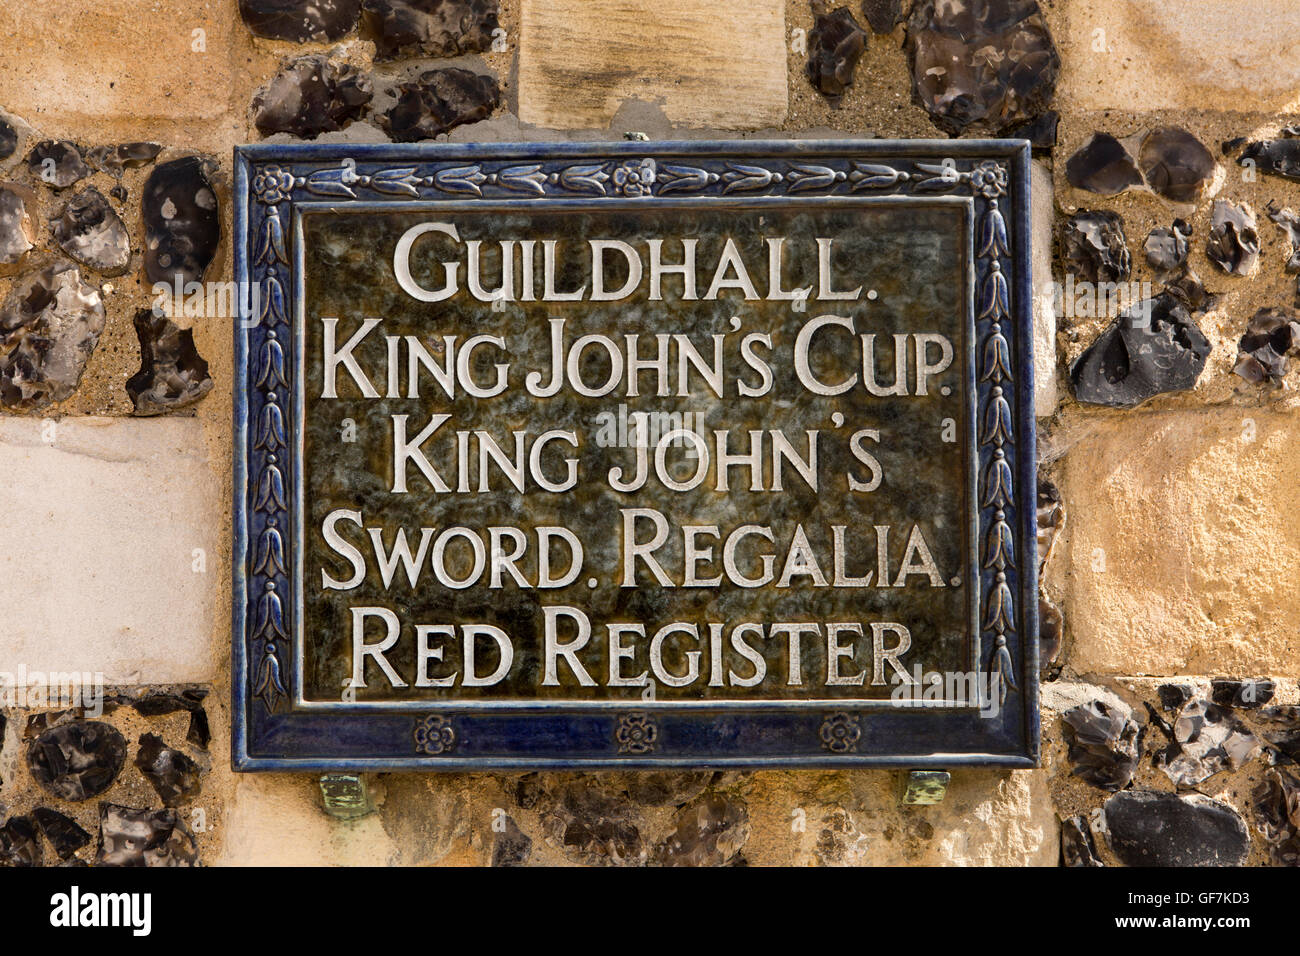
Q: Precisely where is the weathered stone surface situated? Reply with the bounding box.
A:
[25,140,88,190]
[134,733,201,807]
[1206,198,1259,277]
[238,0,362,42]
[0,417,220,685]
[142,157,220,286]
[1036,477,1063,570]
[1060,814,1102,867]
[491,815,532,866]
[1061,700,1140,791]
[619,771,713,807]
[27,721,126,801]
[1039,595,1062,675]
[1159,698,1260,787]
[518,0,787,130]
[1102,791,1249,867]
[1137,127,1216,204]
[0,261,105,410]
[85,142,161,177]
[806,6,868,107]
[1065,132,1142,195]
[253,55,372,139]
[905,0,1059,136]
[362,0,498,60]
[50,187,131,275]
[32,808,90,861]
[653,793,749,866]
[1030,159,1056,416]
[97,804,198,867]
[126,309,214,416]
[1069,294,1210,408]
[1144,220,1190,272]
[0,185,33,264]
[380,68,499,141]
[541,781,646,866]
[1060,209,1130,284]
[1050,408,1300,675]
[0,816,41,867]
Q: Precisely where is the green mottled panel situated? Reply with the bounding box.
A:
[299,200,972,703]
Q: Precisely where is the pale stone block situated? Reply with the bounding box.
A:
[518,0,788,130]
[1058,0,1300,113]
[1031,159,1057,418]
[0,417,219,685]
[1051,408,1300,676]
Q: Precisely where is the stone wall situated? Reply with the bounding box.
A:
[0,0,1296,867]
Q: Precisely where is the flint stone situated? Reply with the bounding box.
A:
[1158,683,1194,711]
[0,261,106,410]
[490,815,532,866]
[32,807,91,861]
[1162,698,1260,787]
[1102,791,1249,867]
[253,55,373,139]
[0,185,33,264]
[905,0,1059,136]
[1060,814,1102,867]
[1066,132,1143,195]
[542,782,645,866]
[1061,700,1140,791]
[806,6,869,107]
[0,816,41,867]
[653,793,750,866]
[25,140,88,190]
[1060,209,1130,284]
[1070,293,1210,409]
[1005,109,1058,152]
[1252,768,1300,849]
[126,309,214,415]
[1267,201,1300,273]
[380,68,500,142]
[1235,310,1299,386]
[1138,126,1216,204]
[362,0,499,60]
[1239,138,1300,183]
[85,142,162,177]
[96,804,198,867]
[238,0,362,42]
[1039,595,1062,674]
[1206,198,1260,276]
[27,720,126,801]
[1144,220,1190,272]
[0,118,16,160]
[1211,678,1276,709]
[134,733,202,807]
[142,157,221,286]
[50,187,131,275]
[860,0,903,33]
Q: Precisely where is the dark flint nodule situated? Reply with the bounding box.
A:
[253,55,373,139]
[1061,700,1140,792]
[86,142,162,176]
[127,308,214,415]
[1060,815,1102,867]
[860,0,903,33]
[1070,293,1211,409]
[652,793,749,867]
[238,0,361,42]
[0,261,106,411]
[32,807,91,860]
[1161,698,1260,787]
[1005,109,1058,152]
[1158,683,1193,711]
[1060,209,1130,284]
[50,187,131,275]
[1065,132,1142,195]
[380,68,500,142]
[1253,769,1300,841]
[131,689,211,750]
[0,816,41,867]
[542,782,646,866]
[96,804,198,867]
[134,733,202,807]
[1036,476,1063,569]
[25,140,88,190]
[1162,265,1215,313]
[1239,138,1300,183]
[905,0,1059,136]
[1234,309,1300,386]
[806,6,869,107]
[1206,198,1259,276]
[1258,706,1300,764]
[142,156,221,286]
[1211,678,1277,709]
[1137,126,1215,204]
[1143,219,1190,272]
[27,720,126,801]
[0,117,17,160]
[490,814,532,867]
[1267,201,1300,273]
[0,185,33,264]
[362,0,500,60]
[1102,790,1249,867]
[1038,596,1062,675]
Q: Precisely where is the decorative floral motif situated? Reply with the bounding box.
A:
[971,160,1008,199]
[251,165,296,205]
[615,712,657,754]
[414,715,456,755]
[612,159,656,197]
[819,712,861,753]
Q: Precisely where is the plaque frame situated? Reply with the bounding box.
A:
[232,139,1039,771]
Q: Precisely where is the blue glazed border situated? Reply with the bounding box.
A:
[231,139,1039,771]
